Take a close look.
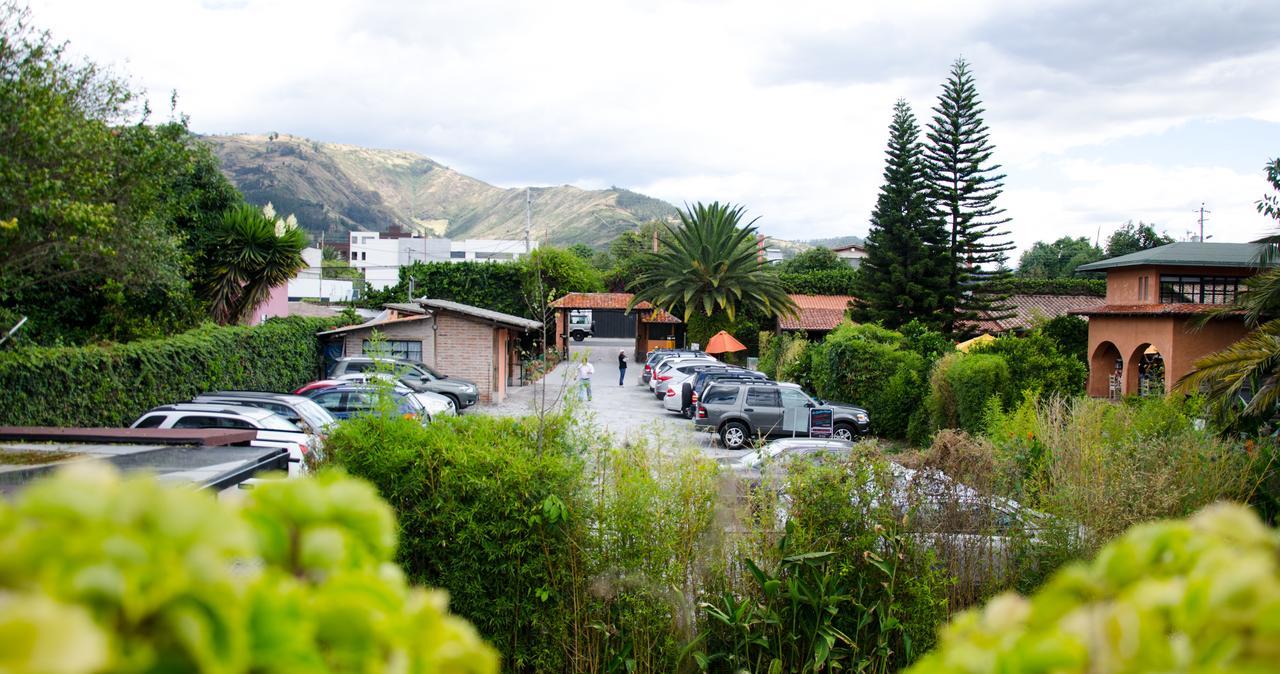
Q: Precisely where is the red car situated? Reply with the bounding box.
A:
[293,379,345,396]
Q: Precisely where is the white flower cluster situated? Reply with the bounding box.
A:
[262,202,299,237]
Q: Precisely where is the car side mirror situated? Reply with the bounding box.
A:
[804,402,815,408]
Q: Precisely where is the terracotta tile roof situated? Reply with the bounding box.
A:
[778,295,854,331]
[1071,303,1241,317]
[288,301,342,318]
[642,307,682,324]
[970,294,1105,332]
[549,292,653,310]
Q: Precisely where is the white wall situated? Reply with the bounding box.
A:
[288,271,354,302]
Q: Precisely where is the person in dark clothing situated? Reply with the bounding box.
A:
[618,349,627,386]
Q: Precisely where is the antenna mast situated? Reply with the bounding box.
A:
[1196,203,1210,242]
[525,187,532,254]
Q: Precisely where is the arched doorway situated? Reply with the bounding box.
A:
[1089,341,1123,398]
[1131,343,1166,396]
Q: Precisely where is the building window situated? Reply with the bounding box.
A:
[1159,275,1240,304]
[363,339,423,363]
[450,251,467,259]
[350,251,358,261]
[361,251,367,261]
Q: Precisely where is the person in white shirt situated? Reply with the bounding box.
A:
[577,359,595,401]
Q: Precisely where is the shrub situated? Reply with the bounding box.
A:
[928,352,1011,435]
[970,332,1085,400]
[776,268,860,295]
[0,316,333,427]
[906,504,1280,674]
[809,322,928,439]
[327,413,584,673]
[1039,314,1089,363]
[0,465,497,673]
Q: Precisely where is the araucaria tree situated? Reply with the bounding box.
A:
[855,99,950,330]
[628,201,795,322]
[924,58,1014,335]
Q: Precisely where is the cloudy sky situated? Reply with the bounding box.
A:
[28,0,1280,254]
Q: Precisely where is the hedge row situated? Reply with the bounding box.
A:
[994,277,1106,296]
[0,316,335,427]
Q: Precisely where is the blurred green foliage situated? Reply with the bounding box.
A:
[0,465,497,673]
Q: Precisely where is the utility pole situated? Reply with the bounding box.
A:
[1196,203,1210,242]
[525,187,532,254]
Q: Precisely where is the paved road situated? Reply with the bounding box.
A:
[481,337,727,455]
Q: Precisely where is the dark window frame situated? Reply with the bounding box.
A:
[1158,275,1240,305]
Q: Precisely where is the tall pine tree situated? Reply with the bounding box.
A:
[924,58,1014,335]
[855,99,949,329]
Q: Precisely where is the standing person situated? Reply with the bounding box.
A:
[577,358,595,401]
[617,349,628,386]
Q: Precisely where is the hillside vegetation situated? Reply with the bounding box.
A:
[203,134,678,246]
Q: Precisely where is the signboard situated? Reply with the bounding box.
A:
[808,408,834,438]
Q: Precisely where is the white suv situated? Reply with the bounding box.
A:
[131,403,315,476]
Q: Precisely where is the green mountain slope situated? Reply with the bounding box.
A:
[202,134,679,247]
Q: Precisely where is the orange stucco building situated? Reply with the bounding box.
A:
[1072,243,1263,397]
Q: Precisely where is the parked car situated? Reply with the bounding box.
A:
[130,403,315,476]
[294,379,347,396]
[328,356,479,410]
[304,384,430,423]
[193,391,337,436]
[693,381,871,449]
[688,370,770,416]
[727,438,855,481]
[331,373,458,418]
[649,356,718,393]
[653,360,724,400]
[641,349,707,385]
[568,310,594,341]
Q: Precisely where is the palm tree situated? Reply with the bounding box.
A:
[199,203,307,324]
[627,201,795,322]
[1178,159,1280,425]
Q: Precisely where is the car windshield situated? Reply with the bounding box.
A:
[294,398,337,430]
[258,413,303,432]
[737,444,790,469]
[409,362,445,379]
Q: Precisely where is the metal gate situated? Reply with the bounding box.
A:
[592,310,637,338]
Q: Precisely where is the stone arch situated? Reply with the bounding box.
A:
[1089,341,1123,398]
[1128,342,1167,396]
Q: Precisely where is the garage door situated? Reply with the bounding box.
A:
[592,310,637,338]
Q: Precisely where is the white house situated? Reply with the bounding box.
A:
[288,247,354,301]
[448,238,537,262]
[831,242,868,268]
[349,232,452,290]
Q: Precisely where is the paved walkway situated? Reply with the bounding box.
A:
[480,338,721,453]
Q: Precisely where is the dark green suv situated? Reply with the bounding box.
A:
[693,381,870,449]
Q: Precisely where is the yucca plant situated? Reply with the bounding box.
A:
[627,202,796,322]
[198,203,307,324]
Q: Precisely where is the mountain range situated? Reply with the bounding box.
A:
[202,134,680,248]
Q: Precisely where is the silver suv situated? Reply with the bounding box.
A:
[329,357,479,409]
[693,381,870,449]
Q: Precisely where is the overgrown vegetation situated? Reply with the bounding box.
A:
[0,465,497,673]
[0,316,333,426]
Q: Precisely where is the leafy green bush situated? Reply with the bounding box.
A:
[906,503,1279,674]
[777,268,860,295]
[989,277,1105,297]
[0,316,334,427]
[0,465,497,673]
[807,323,928,439]
[970,332,1086,400]
[327,413,585,672]
[928,353,1011,434]
[1039,314,1089,363]
[696,448,952,673]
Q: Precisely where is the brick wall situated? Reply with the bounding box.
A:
[340,319,436,364]
[435,313,497,402]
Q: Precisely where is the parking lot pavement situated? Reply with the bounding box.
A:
[479,337,734,455]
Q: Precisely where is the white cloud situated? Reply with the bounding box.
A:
[26,0,1280,255]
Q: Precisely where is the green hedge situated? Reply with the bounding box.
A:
[928,353,1011,434]
[809,323,928,439]
[778,268,860,295]
[0,316,334,427]
[992,277,1105,296]
[327,413,584,673]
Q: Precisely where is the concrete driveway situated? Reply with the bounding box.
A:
[481,337,727,454]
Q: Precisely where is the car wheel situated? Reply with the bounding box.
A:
[720,421,749,450]
[833,423,856,442]
[571,331,585,342]
[683,406,694,419]
[444,394,462,414]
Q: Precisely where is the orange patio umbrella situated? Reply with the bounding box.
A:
[704,330,747,355]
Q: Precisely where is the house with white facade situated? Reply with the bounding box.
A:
[831,242,868,268]
[348,232,539,290]
[288,247,355,302]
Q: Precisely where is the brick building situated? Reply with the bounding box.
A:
[1072,242,1264,397]
[317,298,542,403]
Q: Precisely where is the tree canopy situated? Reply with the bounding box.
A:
[780,246,846,275]
[1017,236,1104,279]
[1105,221,1174,258]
